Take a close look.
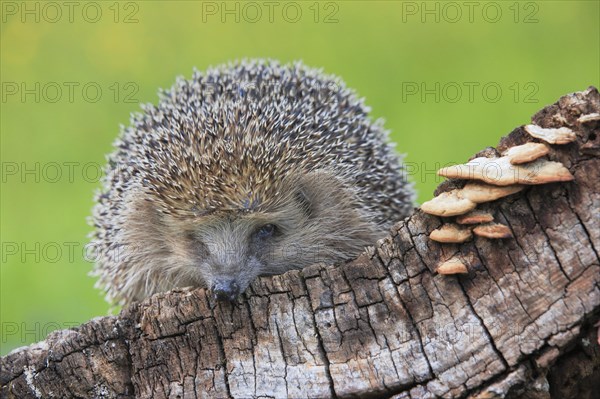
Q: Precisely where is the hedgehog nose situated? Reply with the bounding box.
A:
[211,278,240,302]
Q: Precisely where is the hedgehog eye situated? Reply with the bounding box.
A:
[185,231,196,241]
[256,224,277,239]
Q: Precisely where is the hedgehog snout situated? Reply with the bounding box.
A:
[211,278,241,302]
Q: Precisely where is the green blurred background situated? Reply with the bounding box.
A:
[1,1,598,355]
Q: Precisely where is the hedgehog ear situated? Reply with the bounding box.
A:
[294,170,353,219]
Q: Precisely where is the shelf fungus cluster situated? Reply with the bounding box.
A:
[421,123,578,275]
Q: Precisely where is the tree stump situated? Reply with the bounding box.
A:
[2,87,599,399]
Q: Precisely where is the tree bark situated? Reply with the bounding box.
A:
[2,87,599,399]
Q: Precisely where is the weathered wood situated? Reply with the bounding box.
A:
[2,87,599,399]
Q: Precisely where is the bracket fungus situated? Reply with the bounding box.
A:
[436,257,469,275]
[577,112,600,123]
[420,183,524,217]
[420,190,477,217]
[524,124,577,144]
[456,209,495,225]
[421,120,578,283]
[502,142,550,165]
[429,224,473,243]
[473,223,513,239]
[460,183,524,203]
[437,156,574,185]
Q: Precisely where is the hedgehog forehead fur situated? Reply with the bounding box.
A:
[93,59,415,305]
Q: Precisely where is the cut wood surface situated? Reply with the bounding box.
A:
[2,87,599,399]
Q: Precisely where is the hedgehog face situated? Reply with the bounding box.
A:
[182,214,302,302]
[175,170,363,302]
[115,170,380,303]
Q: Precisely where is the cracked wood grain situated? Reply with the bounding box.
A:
[2,87,599,399]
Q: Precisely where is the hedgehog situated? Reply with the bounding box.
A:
[91,59,415,306]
